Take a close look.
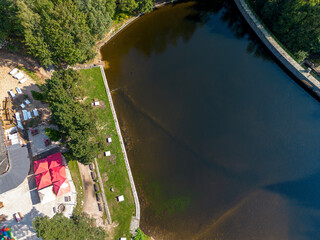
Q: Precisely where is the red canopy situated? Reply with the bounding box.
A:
[53,179,70,197]
[34,159,49,175]
[50,166,66,183]
[47,152,63,169]
[35,171,52,190]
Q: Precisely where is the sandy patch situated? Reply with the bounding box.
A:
[0,49,52,124]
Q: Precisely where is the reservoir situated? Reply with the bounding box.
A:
[101,1,320,239]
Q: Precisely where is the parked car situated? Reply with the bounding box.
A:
[91,172,95,180]
[93,184,98,192]
[98,203,102,211]
[14,212,23,222]
[89,163,94,170]
[96,193,100,202]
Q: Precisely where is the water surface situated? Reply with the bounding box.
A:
[101,2,320,239]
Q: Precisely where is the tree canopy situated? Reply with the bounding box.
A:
[45,68,98,163]
[32,213,107,240]
[0,0,155,67]
[248,0,320,62]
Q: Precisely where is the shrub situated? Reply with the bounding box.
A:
[45,128,61,141]
[31,90,45,101]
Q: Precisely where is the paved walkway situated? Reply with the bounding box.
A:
[234,0,320,93]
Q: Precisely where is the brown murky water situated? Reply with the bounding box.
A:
[101,1,320,239]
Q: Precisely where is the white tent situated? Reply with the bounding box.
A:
[19,77,27,84]
[38,185,56,204]
[22,110,28,120]
[15,112,21,121]
[9,68,18,75]
[104,151,111,156]
[9,90,15,98]
[27,111,32,119]
[33,108,39,116]
[14,72,24,80]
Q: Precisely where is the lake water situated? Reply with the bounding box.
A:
[101,1,320,239]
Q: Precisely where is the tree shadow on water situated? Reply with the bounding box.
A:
[190,0,273,62]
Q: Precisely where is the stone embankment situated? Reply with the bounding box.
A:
[234,0,320,95]
[98,65,141,233]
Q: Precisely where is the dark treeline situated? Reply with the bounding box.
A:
[0,0,155,67]
[248,0,320,63]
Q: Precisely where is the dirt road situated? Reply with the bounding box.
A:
[77,162,103,225]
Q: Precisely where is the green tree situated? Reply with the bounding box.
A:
[136,0,153,13]
[118,0,138,13]
[33,213,107,240]
[249,0,320,62]
[45,69,98,163]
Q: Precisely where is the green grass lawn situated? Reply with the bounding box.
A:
[78,67,135,239]
[66,155,84,215]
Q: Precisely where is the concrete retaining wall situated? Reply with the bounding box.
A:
[234,0,320,95]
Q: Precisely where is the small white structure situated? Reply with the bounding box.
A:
[25,99,31,105]
[20,103,25,109]
[120,238,127,240]
[9,68,18,75]
[117,195,124,202]
[94,101,100,106]
[16,87,22,94]
[104,151,111,157]
[22,110,28,120]
[107,137,112,143]
[33,108,39,117]
[15,112,21,121]
[19,77,28,84]
[14,72,24,80]
[27,111,32,119]
[9,90,15,98]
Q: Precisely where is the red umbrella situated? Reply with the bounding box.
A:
[53,179,71,197]
[50,166,66,183]
[35,171,52,190]
[47,152,63,169]
[34,159,49,175]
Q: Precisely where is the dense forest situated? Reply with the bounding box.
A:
[248,0,320,63]
[0,0,155,67]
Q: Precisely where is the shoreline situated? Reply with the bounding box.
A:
[234,0,320,98]
[98,65,141,234]
[74,0,178,69]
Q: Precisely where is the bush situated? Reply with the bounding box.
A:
[45,128,61,141]
[133,228,149,240]
[31,90,45,101]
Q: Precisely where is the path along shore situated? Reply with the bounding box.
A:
[234,0,320,96]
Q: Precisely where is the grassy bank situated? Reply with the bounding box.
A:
[78,67,135,239]
[66,154,84,214]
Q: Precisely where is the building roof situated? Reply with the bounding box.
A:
[38,185,56,204]
[47,152,62,169]
[50,166,66,183]
[34,159,49,175]
[35,171,52,190]
[53,179,70,197]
